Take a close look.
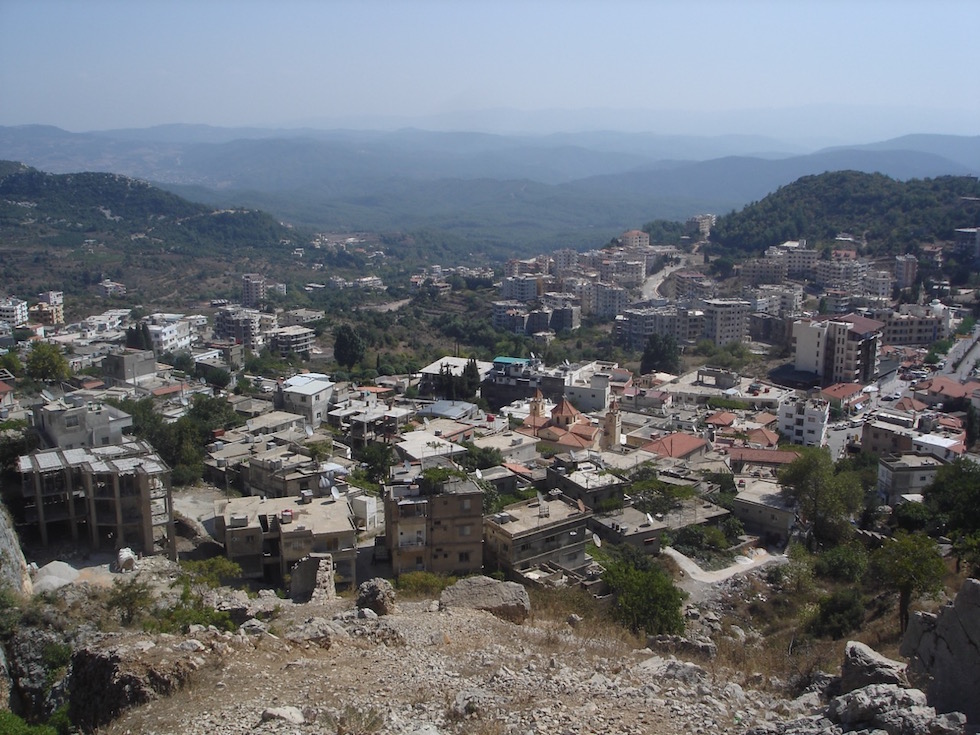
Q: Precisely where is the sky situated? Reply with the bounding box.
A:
[1,0,979,141]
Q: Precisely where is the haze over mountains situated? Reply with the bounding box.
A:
[1,124,976,254]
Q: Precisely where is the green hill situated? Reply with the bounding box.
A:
[710,171,980,254]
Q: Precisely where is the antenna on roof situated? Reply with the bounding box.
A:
[592,533,602,548]
[304,424,314,438]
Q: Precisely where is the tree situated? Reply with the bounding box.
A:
[0,351,22,377]
[25,342,70,382]
[871,531,945,633]
[640,333,681,375]
[778,447,862,550]
[924,457,980,539]
[106,578,154,625]
[333,325,365,370]
[603,558,685,635]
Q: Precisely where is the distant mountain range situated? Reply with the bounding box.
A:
[0,125,976,255]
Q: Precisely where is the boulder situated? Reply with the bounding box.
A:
[827,684,966,735]
[901,577,980,724]
[839,640,908,693]
[439,576,530,624]
[356,577,396,616]
[262,706,306,725]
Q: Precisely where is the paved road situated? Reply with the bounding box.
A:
[662,545,785,602]
[641,260,686,300]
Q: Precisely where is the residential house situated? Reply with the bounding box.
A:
[732,476,795,545]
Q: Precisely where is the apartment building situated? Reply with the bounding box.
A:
[593,282,629,319]
[0,297,29,327]
[671,270,716,301]
[620,229,650,249]
[102,349,158,387]
[146,314,193,355]
[28,301,64,326]
[816,259,869,290]
[277,372,334,426]
[214,493,357,587]
[702,299,750,347]
[213,306,268,351]
[615,305,704,349]
[894,254,919,289]
[383,476,484,576]
[267,325,315,358]
[18,440,176,557]
[793,314,883,384]
[740,258,787,285]
[33,397,132,449]
[483,492,592,577]
[765,241,818,278]
[777,394,830,447]
[499,275,545,302]
[877,452,945,506]
[241,273,267,308]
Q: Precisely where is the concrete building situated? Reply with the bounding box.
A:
[383,476,484,576]
[777,395,830,447]
[99,279,127,297]
[241,273,267,308]
[792,314,883,385]
[213,306,271,352]
[877,453,945,506]
[483,492,592,577]
[277,373,334,426]
[732,476,795,545]
[894,254,919,290]
[593,282,629,319]
[615,305,704,349]
[740,258,787,285]
[765,241,818,278]
[146,314,193,355]
[18,440,175,557]
[214,493,357,587]
[702,299,750,347]
[620,229,650,249]
[0,297,29,327]
[29,301,64,326]
[267,325,315,358]
[546,459,627,510]
[102,349,158,387]
[33,396,132,449]
[499,275,544,302]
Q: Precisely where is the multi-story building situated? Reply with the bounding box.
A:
[875,310,944,346]
[267,325,315,358]
[33,396,132,449]
[792,314,883,385]
[18,440,175,557]
[102,349,158,386]
[551,249,579,276]
[777,395,830,447]
[28,301,63,326]
[483,492,592,577]
[99,279,127,297]
[894,254,919,289]
[500,275,545,302]
[732,476,796,545]
[592,282,628,319]
[816,258,869,291]
[277,372,334,426]
[740,258,787,285]
[864,270,894,299]
[241,273,267,308]
[765,240,818,278]
[671,270,716,301]
[38,291,64,306]
[615,305,705,349]
[877,452,945,506]
[620,229,650,249]
[214,493,357,587]
[757,284,804,317]
[702,299,750,347]
[383,475,484,576]
[0,297,29,327]
[954,227,980,263]
[146,314,193,355]
[213,306,266,351]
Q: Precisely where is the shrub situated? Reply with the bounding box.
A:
[603,560,685,635]
[396,571,457,597]
[809,588,864,639]
[0,711,57,735]
[814,543,868,582]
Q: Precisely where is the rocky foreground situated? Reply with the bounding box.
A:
[2,573,974,735]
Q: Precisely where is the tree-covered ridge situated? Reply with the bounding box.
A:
[0,162,295,254]
[710,172,980,254]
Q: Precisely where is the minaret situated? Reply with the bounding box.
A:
[528,389,544,437]
[602,397,622,449]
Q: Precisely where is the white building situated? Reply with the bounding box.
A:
[0,297,29,327]
[777,395,830,447]
[278,373,335,426]
[702,299,750,347]
[146,314,193,355]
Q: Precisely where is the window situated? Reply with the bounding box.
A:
[459,525,472,536]
[458,552,470,563]
[461,498,471,511]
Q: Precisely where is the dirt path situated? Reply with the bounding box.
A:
[663,546,785,602]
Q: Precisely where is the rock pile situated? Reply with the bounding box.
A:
[438,575,530,624]
[355,577,396,616]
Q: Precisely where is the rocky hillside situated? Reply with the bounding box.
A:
[2,563,976,735]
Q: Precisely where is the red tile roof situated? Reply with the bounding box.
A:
[728,447,801,465]
[642,432,708,459]
[705,411,737,427]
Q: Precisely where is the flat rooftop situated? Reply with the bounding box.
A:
[218,494,356,537]
[488,495,589,535]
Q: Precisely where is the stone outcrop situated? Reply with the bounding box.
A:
[439,576,530,624]
[0,505,31,596]
[901,577,980,725]
[356,577,396,616]
[839,640,908,693]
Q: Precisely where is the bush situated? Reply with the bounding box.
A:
[809,588,864,639]
[813,543,868,582]
[603,560,685,635]
[893,502,934,532]
[0,712,57,735]
[396,571,457,597]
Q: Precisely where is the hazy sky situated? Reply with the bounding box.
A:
[2,0,978,139]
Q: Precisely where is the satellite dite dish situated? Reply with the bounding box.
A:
[475,468,483,480]
[319,475,329,489]
[331,486,341,500]
[536,491,545,503]
[592,533,602,547]
[180,396,188,407]
[423,417,430,429]
[200,377,207,385]
[304,424,314,438]
[646,512,656,526]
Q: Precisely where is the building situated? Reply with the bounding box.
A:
[792,314,883,385]
[483,492,592,577]
[28,301,64,326]
[99,279,127,297]
[277,373,334,426]
[0,297,29,327]
[546,458,627,510]
[214,493,357,587]
[765,241,818,278]
[33,397,132,449]
[499,275,543,302]
[241,273,267,308]
[877,453,945,506]
[732,476,795,545]
[702,299,750,347]
[671,270,716,301]
[895,253,919,288]
[593,282,628,319]
[145,314,193,355]
[18,440,176,557]
[267,325,315,358]
[620,229,650,249]
[213,306,267,351]
[102,349,158,387]
[777,395,830,447]
[383,475,484,576]
[740,258,787,285]
[615,305,704,349]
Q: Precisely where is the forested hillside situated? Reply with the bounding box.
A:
[710,172,980,254]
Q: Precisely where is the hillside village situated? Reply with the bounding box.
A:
[2,212,980,733]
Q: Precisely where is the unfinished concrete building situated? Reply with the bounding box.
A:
[17,440,176,558]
